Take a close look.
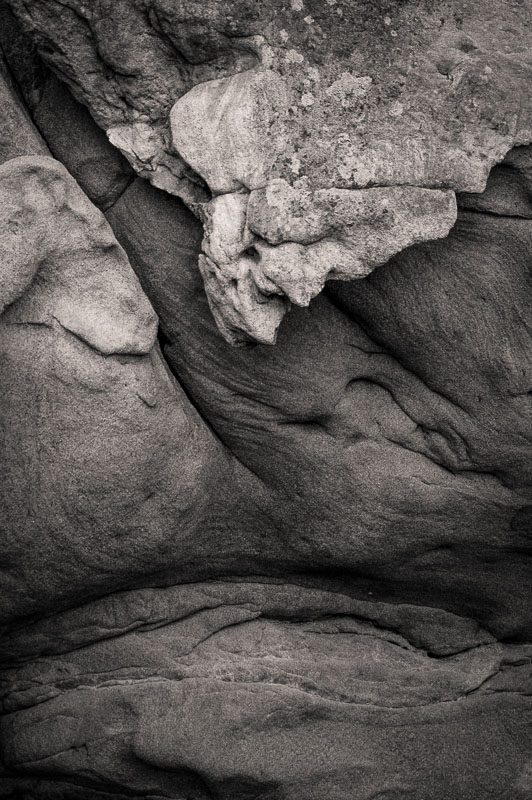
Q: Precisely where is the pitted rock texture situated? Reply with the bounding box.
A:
[0,3,532,799]
[4,0,532,342]
[199,181,457,344]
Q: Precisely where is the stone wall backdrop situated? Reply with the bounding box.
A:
[0,1,531,798]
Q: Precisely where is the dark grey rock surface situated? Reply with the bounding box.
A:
[0,2,531,798]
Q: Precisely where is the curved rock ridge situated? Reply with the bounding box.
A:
[0,155,157,355]
[0,142,249,625]
[0,581,497,668]
[4,0,532,342]
[1,580,531,799]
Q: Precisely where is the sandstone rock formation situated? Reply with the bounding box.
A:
[0,1,531,798]
[4,0,532,343]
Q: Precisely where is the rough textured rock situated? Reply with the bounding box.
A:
[106,176,532,640]
[0,61,253,623]
[1,582,531,799]
[0,51,48,162]
[0,4,134,209]
[0,2,531,799]
[199,182,456,343]
[4,0,532,342]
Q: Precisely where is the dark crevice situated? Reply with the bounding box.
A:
[455,202,532,220]
[157,322,171,352]
[0,768,214,800]
[156,332,247,472]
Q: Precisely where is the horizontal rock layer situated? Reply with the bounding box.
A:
[2,581,532,799]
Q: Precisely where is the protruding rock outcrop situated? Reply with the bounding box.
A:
[4,0,532,342]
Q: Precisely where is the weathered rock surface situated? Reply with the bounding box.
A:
[199,181,456,343]
[0,61,251,623]
[106,176,532,640]
[4,0,532,342]
[0,2,531,799]
[0,153,223,622]
[2,581,532,799]
[0,49,48,162]
[0,4,134,209]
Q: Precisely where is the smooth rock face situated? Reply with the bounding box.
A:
[0,2,531,799]
[0,156,156,354]
[106,176,532,641]
[0,153,231,623]
[4,0,532,342]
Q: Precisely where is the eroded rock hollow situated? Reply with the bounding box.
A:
[0,1,531,798]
